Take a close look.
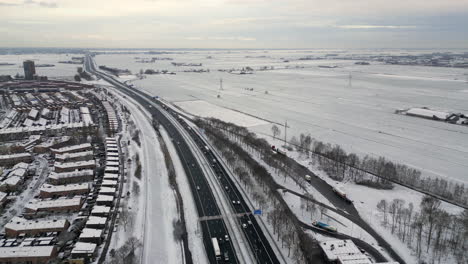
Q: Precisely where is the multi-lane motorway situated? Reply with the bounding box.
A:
[84,54,280,264]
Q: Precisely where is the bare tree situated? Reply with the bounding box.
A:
[120,206,134,232]
[421,195,441,251]
[271,125,281,140]
[376,199,388,226]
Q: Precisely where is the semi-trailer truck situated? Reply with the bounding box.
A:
[332,187,353,203]
[312,221,337,232]
[212,237,221,260]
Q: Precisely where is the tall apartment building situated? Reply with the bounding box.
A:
[23,60,36,80]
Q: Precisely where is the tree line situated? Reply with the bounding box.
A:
[277,123,467,208]
[288,129,468,208]
[197,118,468,263]
[195,118,320,263]
[376,196,467,263]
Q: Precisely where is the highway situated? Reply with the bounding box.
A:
[84,54,280,264]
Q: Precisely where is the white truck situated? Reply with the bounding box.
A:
[332,187,352,203]
[305,175,311,182]
[212,237,221,260]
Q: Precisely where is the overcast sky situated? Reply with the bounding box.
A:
[1,0,467,49]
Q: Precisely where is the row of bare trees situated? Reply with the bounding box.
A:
[230,120,468,207]
[376,196,468,263]
[196,119,319,263]
[293,133,468,207]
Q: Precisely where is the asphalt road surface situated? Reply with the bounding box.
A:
[85,55,279,264]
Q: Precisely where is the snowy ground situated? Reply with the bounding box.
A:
[159,129,209,264]
[260,136,466,264]
[92,50,468,184]
[174,100,268,127]
[104,88,183,263]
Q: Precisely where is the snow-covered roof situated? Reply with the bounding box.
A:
[55,151,93,161]
[51,143,92,154]
[71,242,97,254]
[82,113,93,126]
[320,240,371,264]
[106,156,119,161]
[99,187,116,194]
[96,195,114,202]
[101,180,118,186]
[79,228,103,239]
[406,108,450,119]
[79,107,90,114]
[40,183,90,193]
[9,168,27,178]
[86,216,107,226]
[54,160,95,169]
[23,119,34,127]
[13,162,29,170]
[0,153,31,160]
[106,152,119,157]
[106,161,119,167]
[91,205,111,215]
[48,169,94,180]
[0,245,55,258]
[28,108,39,119]
[25,197,82,211]
[1,176,22,186]
[5,217,68,231]
[37,118,48,126]
[0,123,89,135]
[41,108,50,116]
[104,167,119,173]
[103,174,119,180]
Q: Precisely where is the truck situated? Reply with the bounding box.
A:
[272,145,286,156]
[332,187,352,203]
[305,175,311,182]
[312,221,337,232]
[212,237,221,260]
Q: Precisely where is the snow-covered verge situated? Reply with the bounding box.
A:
[102,87,184,263]
[159,128,209,264]
[259,136,466,264]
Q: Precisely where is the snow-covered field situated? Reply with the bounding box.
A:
[0,53,82,78]
[91,50,468,184]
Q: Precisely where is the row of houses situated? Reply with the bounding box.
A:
[102,101,118,133]
[0,153,32,166]
[0,141,98,264]
[0,162,31,192]
[69,137,121,263]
